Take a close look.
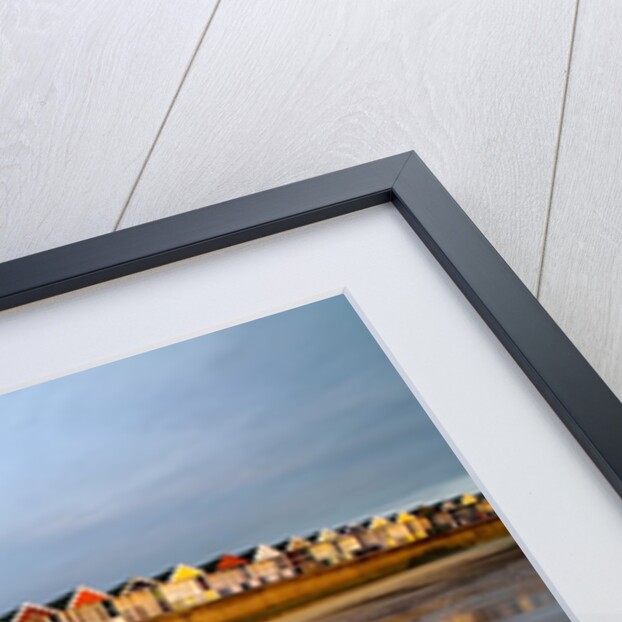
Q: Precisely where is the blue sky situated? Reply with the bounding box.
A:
[0,295,473,610]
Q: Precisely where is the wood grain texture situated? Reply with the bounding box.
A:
[0,0,218,262]
[119,0,576,291]
[539,1,622,400]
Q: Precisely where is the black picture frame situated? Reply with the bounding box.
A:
[1,151,621,500]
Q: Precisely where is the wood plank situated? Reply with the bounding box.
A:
[119,0,576,290]
[539,1,622,400]
[0,0,218,261]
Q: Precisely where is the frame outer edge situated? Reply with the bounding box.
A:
[392,151,622,499]
[1,149,620,502]
[0,153,412,311]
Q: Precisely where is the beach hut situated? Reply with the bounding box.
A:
[409,506,436,534]
[273,540,315,574]
[200,555,249,596]
[46,588,117,622]
[363,516,401,548]
[151,565,216,611]
[316,529,338,543]
[440,498,459,513]
[453,505,481,526]
[285,536,310,552]
[108,578,157,597]
[333,527,363,559]
[410,505,438,535]
[396,511,429,540]
[343,524,382,552]
[307,532,342,567]
[475,496,495,518]
[460,493,479,507]
[430,509,458,532]
[241,545,295,584]
[253,544,280,561]
[0,605,57,622]
[384,514,415,546]
[107,579,164,621]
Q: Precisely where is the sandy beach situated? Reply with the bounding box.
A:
[269,538,567,622]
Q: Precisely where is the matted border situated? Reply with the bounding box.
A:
[1,151,621,499]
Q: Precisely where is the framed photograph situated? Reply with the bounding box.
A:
[1,152,620,621]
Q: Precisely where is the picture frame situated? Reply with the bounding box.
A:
[1,150,620,502]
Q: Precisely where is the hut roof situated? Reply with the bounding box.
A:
[200,554,247,572]
[216,554,247,570]
[46,587,106,610]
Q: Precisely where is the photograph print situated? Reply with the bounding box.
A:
[0,295,567,622]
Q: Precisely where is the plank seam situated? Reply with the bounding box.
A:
[112,0,225,232]
[534,0,581,299]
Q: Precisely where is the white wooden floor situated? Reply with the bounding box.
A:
[1,0,620,399]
